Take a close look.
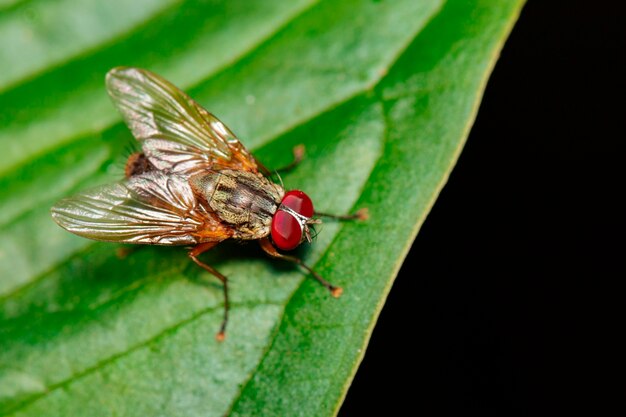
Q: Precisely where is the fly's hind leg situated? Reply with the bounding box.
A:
[189,242,229,342]
[259,237,343,298]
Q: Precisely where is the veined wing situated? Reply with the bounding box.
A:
[51,171,232,245]
[106,67,258,177]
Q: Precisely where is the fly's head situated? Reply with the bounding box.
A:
[271,190,320,251]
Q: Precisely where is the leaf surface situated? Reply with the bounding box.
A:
[0,1,524,415]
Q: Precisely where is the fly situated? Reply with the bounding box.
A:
[51,67,367,340]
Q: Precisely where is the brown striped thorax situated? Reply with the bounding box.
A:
[189,169,284,240]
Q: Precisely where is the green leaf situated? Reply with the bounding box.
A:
[0,0,524,415]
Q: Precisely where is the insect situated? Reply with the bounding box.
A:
[51,67,366,341]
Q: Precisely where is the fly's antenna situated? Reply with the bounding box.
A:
[308,223,320,241]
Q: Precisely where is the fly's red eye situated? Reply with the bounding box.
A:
[271,210,303,251]
[281,190,314,217]
[271,190,314,251]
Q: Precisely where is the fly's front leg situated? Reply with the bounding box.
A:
[189,242,229,342]
[315,208,369,221]
[259,237,342,298]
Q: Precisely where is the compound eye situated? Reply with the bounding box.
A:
[271,210,303,251]
[281,190,314,217]
[270,190,314,251]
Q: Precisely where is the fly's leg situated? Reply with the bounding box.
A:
[258,144,306,176]
[116,245,139,259]
[259,237,343,298]
[189,242,229,342]
[314,208,369,221]
[275,144,305,173]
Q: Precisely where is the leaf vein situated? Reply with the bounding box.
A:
[5,299,282,414]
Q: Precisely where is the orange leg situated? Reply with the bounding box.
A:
[189,242,229,341]
[259,238,342,298]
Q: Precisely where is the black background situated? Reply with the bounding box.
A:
[340,1,624,416]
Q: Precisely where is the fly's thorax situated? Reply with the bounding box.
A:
[190,169,284,239]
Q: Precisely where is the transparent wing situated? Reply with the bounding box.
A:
[106,67,258,177]
[51,171,232,245]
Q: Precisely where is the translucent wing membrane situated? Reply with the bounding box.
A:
[106,67,258,177]
[51,171,231,245]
